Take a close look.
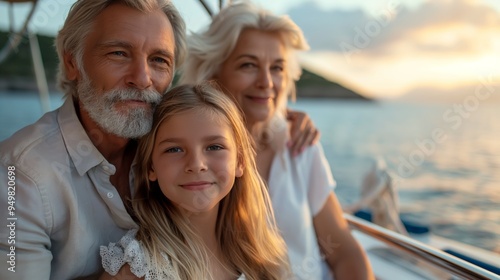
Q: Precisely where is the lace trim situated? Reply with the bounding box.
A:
[100,229,149,277]
[101,229,245,280]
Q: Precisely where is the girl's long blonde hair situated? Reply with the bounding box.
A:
[133,83,290,279]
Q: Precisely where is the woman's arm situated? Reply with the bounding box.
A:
[313,193,375,280]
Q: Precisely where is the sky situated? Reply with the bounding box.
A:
[1,0,499,100]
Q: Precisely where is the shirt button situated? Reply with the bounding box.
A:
[107,192,114,198]
[102,166,110,171]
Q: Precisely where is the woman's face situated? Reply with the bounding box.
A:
[216,29,288,128]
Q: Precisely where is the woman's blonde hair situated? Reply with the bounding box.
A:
[55,0,186,97]
[180,1,309,150]
[133,83,290,279]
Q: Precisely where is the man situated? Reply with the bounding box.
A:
[0,1,184,279]
[0,0,317,279]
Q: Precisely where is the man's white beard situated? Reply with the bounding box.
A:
[77,74,161,139]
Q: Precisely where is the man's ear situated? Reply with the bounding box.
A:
[63,52,80,81]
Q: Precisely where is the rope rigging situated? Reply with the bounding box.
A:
[0,0,39,64]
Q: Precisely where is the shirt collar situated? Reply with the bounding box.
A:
[57,96,107,176]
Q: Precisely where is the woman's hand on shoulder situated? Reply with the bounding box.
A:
[287,109,320,156]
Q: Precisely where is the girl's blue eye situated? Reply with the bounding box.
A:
[207,145,223,151]
[165,147,182,153]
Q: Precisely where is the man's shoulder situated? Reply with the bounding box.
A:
[0,109,65,166]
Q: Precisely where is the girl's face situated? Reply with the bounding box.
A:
[216,29,288,128]
[148,109,243,214]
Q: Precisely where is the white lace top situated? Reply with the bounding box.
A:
[100,229,246,280]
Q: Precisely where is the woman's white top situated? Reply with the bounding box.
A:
[268,143,336,280]
[100,229,245,280]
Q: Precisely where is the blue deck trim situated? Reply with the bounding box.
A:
[353,209,430,234]
[443,249,500,276]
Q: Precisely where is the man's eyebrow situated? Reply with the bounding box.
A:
[97,40,133,50]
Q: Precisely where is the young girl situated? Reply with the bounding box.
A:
[99,83,290,280]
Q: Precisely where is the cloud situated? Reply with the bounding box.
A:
[287,3,370,52]
[287,0,500,58]
[290,0,500,98]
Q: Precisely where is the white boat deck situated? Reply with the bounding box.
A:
[349,216,500,280]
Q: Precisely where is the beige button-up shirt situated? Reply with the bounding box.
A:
[0,96,137,279]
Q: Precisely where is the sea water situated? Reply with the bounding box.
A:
[1,91,499,253]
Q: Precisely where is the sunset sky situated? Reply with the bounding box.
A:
[1,0,499,100]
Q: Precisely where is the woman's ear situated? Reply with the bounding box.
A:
[63,52,80,81]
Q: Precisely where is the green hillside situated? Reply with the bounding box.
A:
[298,68,340,87]
[0,31,58,84]
[0,30,370,100]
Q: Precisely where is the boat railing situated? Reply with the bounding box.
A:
[345,214,500,280]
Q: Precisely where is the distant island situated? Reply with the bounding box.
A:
[296,68,370,100]
[0,30,370,100]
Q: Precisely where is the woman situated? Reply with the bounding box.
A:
[181,2,374,280]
